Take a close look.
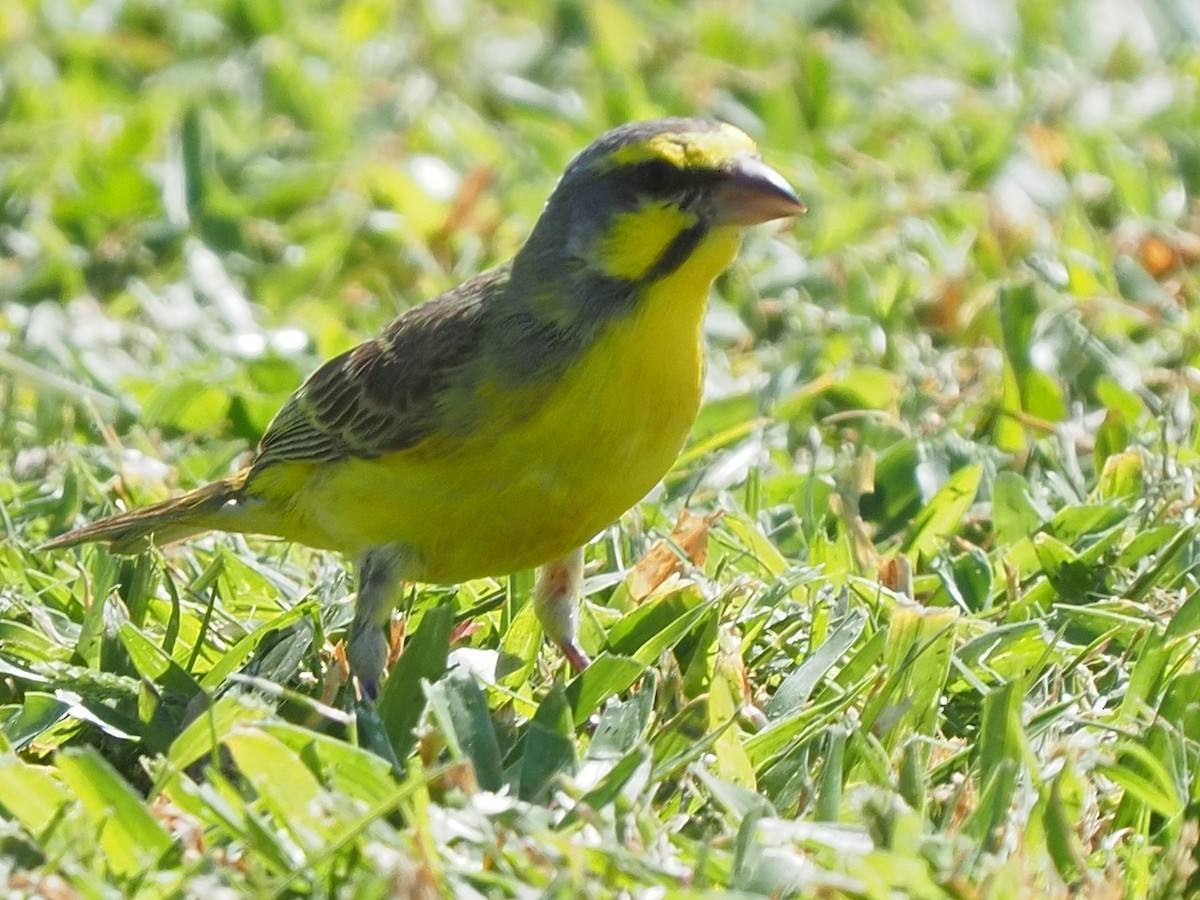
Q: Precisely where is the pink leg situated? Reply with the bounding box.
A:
[534,547,591,672]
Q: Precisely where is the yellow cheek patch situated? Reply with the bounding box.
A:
[610,123,758,170]
[597,203,697,280]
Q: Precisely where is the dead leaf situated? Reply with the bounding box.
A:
[430,165,494,266]
[922,278,965,333]
[1138,233,1177,278]
[1026,121,1069,169]
[323,640,350,707]
[878,554,913,597]
[629,510,723,601]
[386,615,407,667]
[450,618,481,644]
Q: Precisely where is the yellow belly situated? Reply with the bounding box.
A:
[250,228,742,579]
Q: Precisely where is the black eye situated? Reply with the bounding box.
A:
[629,160,679,195]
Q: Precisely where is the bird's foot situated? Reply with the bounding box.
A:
[535,547,589,673]
[561,640,592,674]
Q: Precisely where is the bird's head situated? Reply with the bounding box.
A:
[520,118,804,288]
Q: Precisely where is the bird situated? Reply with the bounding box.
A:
[42,118,805,698]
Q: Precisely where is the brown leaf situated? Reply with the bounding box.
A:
[386,615,407,667]
[450,618,481,644]
[878,555,912,597]
[326,639,350,704]
[629,510,723,602]
[1138,233,1177,278]
[1026,121,1069,170]
[921,279,965,333]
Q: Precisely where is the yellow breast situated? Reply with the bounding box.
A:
[261,227,744,581]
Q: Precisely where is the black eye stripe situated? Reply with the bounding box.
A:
[643,221,707,282]
[626,159,686,195]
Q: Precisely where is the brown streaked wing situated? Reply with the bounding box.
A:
[252,264,509,468]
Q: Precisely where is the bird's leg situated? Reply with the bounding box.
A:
[347,544,406,700]
[534,546,590,672]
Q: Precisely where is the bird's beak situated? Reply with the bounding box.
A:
[713,155,806,227]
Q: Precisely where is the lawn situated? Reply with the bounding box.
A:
[2,0,1200,896]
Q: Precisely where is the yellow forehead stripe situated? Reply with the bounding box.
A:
[609,123,758,170]
[597,203,697,280]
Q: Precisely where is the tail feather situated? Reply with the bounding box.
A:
[40,471,250,556]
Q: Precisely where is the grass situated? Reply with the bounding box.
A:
[3,0,1200,896]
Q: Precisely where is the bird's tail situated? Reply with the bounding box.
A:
[40,470,251,556]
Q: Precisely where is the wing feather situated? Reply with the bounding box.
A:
[252,264,508,469]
